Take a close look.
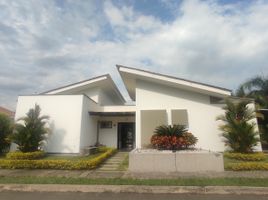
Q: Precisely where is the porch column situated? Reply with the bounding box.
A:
[136,110,141,148]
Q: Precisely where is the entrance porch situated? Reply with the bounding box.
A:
[89,112,135,150]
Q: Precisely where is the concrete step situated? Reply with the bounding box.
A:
[97,168,118,171]
[101,163,119,166]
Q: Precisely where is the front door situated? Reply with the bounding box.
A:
[117,122,135,150]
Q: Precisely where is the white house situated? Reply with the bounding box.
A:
[14,65,262,153]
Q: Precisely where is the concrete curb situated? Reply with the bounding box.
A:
[0,184,268,195]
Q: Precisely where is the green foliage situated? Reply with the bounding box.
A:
[236,76,268,109]
[224,152,266,161]
[217,99,259,153]
[226,162,268,171]
[11,104,49,152]
[0,114,13,154]
[6,151,45,160]
[0,148,116,170]
[236,76,268,145]
[154,124,188,136]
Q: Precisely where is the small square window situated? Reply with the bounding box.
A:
[100,121,112,129]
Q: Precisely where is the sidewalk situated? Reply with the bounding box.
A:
[1,184,268,195]
[1,169,268,179]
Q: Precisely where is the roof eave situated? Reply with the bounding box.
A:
[117,64,232,100]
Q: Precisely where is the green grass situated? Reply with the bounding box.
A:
[0,176,268,187]
[117,155,129,171]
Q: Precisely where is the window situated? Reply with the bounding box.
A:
[100,121,112,129]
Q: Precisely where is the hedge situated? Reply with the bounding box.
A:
[226,162,268,171]
[6,151,45,160]
[224,152,266,161]
[0,148,117,170]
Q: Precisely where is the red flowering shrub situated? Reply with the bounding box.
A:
[150,124,198,150]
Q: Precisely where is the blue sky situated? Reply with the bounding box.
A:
[1,0,268,109]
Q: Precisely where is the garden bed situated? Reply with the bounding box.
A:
[224,153,268,171]
[0,148,117,170]
[129,149,224,172]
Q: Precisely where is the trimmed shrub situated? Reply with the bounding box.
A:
[226,162,268,171]
[6,151,45,160]
[224,152,266,161]
[0,148,117,170]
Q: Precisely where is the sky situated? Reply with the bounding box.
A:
[1,0,268,110]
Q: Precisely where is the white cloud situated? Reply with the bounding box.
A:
[1,0,268,109]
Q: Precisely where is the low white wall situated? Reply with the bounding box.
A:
[129,149,224,172]
[14,95,84,153]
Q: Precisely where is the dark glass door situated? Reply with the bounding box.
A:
[118,122,135,150]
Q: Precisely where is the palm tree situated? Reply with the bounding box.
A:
[217,99,259,153]
[236,76,268,147]
[11,104,49,152]
[236,76,268,109]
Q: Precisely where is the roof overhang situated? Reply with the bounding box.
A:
[42,74,125,104]
[117,65,232,101]
[89,111,135,117]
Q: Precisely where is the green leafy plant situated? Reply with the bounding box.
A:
[217,99,260,153]
[224,152,266,161]
[11,104,49,152]
[154,124,188,136]
[0,114,13,154]
[151,124,197,150]
[6,151,45,160]
[236,76,268,146]
[0,148,116,170]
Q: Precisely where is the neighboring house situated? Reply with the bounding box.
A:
[0,106,15,119]
[14,65,262,153]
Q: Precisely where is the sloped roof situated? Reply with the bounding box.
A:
[0,106,15,118]
[42,74,125,104]
[117,65,232,101]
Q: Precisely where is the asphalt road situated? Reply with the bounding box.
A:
[0,192,268,200]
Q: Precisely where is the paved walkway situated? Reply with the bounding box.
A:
[95,151,128,172]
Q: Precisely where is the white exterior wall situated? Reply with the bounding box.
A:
[79,96,100,150]
[15,95,84,153]
[99,116,135,148]
[135,80,228,152]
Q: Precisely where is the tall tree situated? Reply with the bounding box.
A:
[236,76,268,109]
[0,114,13,154]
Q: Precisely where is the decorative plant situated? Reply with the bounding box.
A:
[151,124,197,150]
[217,99,260,153]
[11,104,50,152]
[0,114,13,154]
[236,76,268,146]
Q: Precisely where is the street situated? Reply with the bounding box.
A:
[0,192,268,200]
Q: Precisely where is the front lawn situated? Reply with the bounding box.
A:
[0,176,268,187]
